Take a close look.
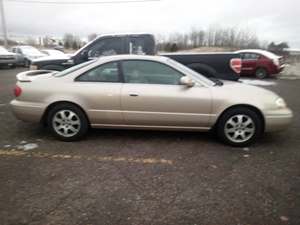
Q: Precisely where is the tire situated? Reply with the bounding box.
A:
[47,103,89,141]
[255,68,268,79]
[217,107,263,147]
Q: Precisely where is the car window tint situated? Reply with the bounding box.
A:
[122,60,183,85]
[243,53,259,60]
[252,54,260,59]
[88,38,122,58]
[76,62,119,82]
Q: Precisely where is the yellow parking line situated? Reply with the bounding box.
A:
[0,149,173,165]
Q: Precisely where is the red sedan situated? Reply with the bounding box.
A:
[236,49,285,79]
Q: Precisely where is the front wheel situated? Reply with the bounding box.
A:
[217,107,263,147]
[47,103,89,141]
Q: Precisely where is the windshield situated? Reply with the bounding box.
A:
[21,46,42,55]
[54,60,96,77]
[166,58,215,86]
[0,46,9,54]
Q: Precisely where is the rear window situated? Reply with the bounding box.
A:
[54,60,96,77]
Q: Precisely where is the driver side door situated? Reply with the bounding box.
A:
[120,60,212,128]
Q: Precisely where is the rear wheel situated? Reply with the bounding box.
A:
[217,107,263,147]
[255,68,268,79]
[47,103,89,141]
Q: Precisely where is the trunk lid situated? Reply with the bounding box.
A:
[16,70,55,82]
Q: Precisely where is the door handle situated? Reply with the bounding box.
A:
[129,94,139,97]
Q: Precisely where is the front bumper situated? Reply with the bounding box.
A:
[10,100,46,123]
[0,59,17,65]
[264,107,293,132]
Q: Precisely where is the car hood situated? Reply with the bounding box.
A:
[223,80,278,97]
[211,80,280,110]
[26,54,46,59]
[32,54,70,63]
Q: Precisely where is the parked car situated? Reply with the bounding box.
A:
[11,55,292,147]
[235,49,285,79]
[11,45,46,67]
[30,33,241,81]
[0,46,17,68]
[41,49,66,57]
[162,53,241,81]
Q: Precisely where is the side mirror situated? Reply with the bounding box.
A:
[180,76,195,87]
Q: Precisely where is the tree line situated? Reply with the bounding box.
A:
[157,26,263,52]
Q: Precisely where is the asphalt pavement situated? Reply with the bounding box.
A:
[0,68,299,225]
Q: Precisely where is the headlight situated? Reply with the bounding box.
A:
[275,98,286,108]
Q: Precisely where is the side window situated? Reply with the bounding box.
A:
[244,53,252,60]
[252,54,260,59]
[243,53,259,60]
[76,62,119,82]
[122,60,183,85]
[129,36,155,55]
[88,38,122,58]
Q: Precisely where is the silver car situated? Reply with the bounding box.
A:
[0,46,17,68]
[10,55,293,146]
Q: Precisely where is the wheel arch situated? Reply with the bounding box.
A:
[41,101,90,126]
[214,104,265,132]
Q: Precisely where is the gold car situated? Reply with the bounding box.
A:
[11,55,292,146]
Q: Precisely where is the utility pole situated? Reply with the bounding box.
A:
[0,0,8,48]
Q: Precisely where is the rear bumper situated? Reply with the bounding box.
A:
[264,108,293,132]
[10,100,46,123]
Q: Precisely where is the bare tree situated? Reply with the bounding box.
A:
[63,33,74,49]
[157,25,263,52]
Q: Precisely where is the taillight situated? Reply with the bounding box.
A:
[14,85,22,97]
[230,58,242,74]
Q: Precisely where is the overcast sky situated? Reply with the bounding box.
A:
[2,0,300,47]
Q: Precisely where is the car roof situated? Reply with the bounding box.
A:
[236,49,280,59]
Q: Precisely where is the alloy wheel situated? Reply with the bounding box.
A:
[52,110,81,137]
[224,114,256,143]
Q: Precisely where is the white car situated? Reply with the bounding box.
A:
[0,46,17,68]
[11,45,46,67]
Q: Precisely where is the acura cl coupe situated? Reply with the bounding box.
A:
[11,55,292,146]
